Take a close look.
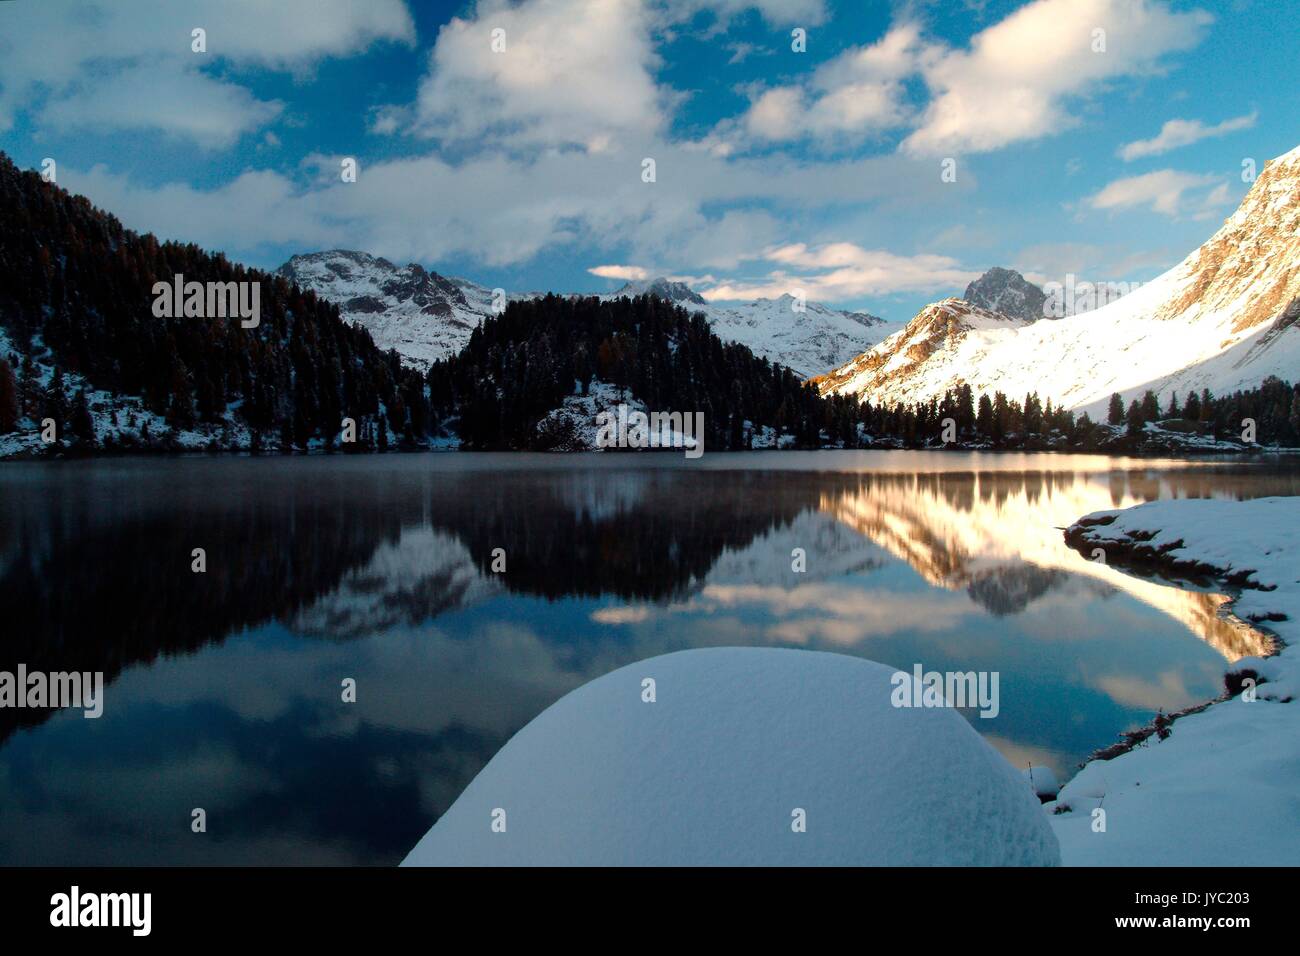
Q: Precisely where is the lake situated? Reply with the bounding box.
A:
[1,451,1296,864]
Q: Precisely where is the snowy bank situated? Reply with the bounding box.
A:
[402,647,1059,866]
[1056,496,1300,865]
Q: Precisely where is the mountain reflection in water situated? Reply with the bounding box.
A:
[0,453,1294,864]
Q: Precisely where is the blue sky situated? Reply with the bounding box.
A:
[0,0,1295,321]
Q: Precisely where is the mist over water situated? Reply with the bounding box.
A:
[0,452,1295,865]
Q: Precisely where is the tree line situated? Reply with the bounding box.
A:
[814,377,1300,450]
[2,149,1296,455]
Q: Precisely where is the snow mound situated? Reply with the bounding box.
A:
[402,647,1060,866]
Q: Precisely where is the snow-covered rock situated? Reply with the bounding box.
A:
[533,381,646,451]
[402,647,1061,866]
[1054,496,1300,865]
[821,143,1300,413]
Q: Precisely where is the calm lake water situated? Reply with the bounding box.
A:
[1,451,1296,865]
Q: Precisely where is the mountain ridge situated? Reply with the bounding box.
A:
[819,144,1300,413]
[282,251,902,379]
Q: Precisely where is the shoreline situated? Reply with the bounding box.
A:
[1052,496,1299,865]
[4,443,1300,462]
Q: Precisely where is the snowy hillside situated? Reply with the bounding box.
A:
[703,295,900,380]
[815,298,1031,399]
[820,144,1300,413]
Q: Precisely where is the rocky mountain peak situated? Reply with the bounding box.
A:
[278,250,468,319]
[612,277,707,306]
[276,250,495,370]
[962,268,1047,323]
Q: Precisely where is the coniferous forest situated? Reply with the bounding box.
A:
[1,149,1297,456]
[427,293,826,450]
[0,152,427,452]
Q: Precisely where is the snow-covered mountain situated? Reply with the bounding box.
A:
[702,295,899,381]
[608,277,708,306]
[279,253,899,379]
[606,279,900,379]
[276,251,504,370]
[814,297,1030,400]
[819,144,1300,413]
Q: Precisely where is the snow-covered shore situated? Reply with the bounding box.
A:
[1055,497,1300,865]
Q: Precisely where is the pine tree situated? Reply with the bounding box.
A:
[17,355,39,419]
[70,389,95,447]
[976,394,993,438]
[1126,399,1145,437]
[43,367,69,432]
[1140,390,1160,422]
[1107,392,1124,426]
[0,358,18,433]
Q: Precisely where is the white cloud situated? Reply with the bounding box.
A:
[409,0,666,150]
[901,0,1211,156]
[55,128,951,277]
[702,242,980,301]
[1118,111,1257,160]
[0,0,414,140]
[725,41,770,65]
[42,63,284,150]
[1086,169,1220,216]
[589,265,651,280]
[744,88,806,140]
[722,2,1210,156]
[732,24,922,145]
[60,164,348,254]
